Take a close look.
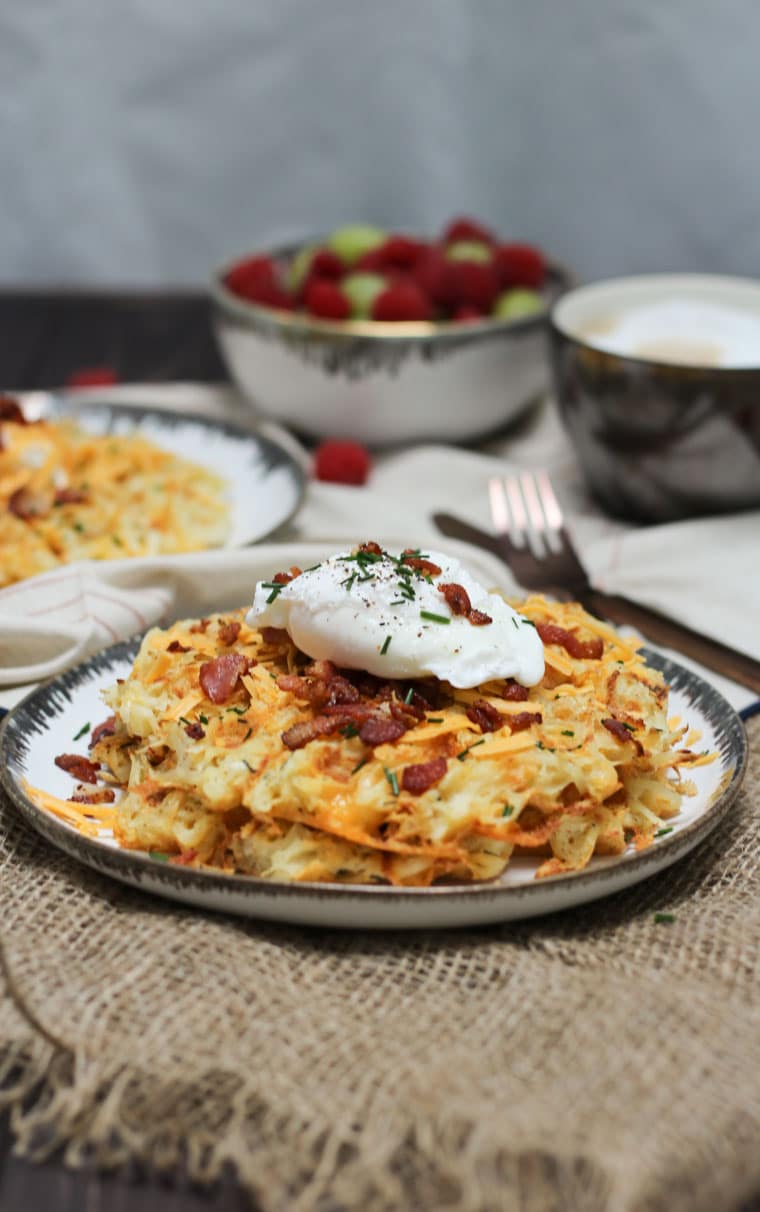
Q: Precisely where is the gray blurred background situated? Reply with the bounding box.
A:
[1,0,755,287]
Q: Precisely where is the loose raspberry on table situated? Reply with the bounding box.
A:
[371,280,431,322]
[313,440,372,486]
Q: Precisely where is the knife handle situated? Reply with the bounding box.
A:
[580,590,760,696]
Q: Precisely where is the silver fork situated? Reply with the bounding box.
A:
[487,470,589,597]
[433,470,760,693]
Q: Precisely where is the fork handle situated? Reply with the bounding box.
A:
[579,590,760,696]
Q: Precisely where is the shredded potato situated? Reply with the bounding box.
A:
[43,596,710,888]
[0,418,230,586]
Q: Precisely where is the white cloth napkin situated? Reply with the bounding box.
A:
[1,386,757,713]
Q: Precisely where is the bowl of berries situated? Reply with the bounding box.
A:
[211,217,571,445]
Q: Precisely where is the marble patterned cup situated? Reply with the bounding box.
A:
[550,274,760,522]
[210,243,572,446]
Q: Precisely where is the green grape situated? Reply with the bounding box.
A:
[446,240,492,264]
[286,244,318,292]
[327,225,386,265]
[341,273,387,318]
[492,288,544,320]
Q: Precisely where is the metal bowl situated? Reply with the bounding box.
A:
[211,243,572,446]
[550,274,760,522]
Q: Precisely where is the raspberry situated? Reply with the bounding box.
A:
[66,367,118,388]
[314,440,372,486]
[495,243,546,289]
[447,261,499,311]
[310,249,344,279]
[357,236,427,273]
[304,280,351,321]
[225,255,277,297]
[452,305,485,323]
[442,217,495,246]
[414,247,456,308]
[371,280,431,321]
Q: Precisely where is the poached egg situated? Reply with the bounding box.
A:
[246,546,544,689]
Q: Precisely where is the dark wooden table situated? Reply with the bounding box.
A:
[1,291,758,1212]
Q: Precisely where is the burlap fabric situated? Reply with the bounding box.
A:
[0,721,758,1212]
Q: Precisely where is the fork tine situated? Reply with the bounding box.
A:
[504,476,528,543]
[535,469,563,532]
[488,477,510,533]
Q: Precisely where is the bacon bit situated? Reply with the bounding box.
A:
[401,757,448,795]
[199,653,250,704]
[217,619,241,646]
[467,609,492,626]
[272,565,302,585]
[53,487,89,506]
[167,640,190,653]
[438,582,471,615]
[359,717,407,747]
[0,395,28,424]
[537,622,603,661]
[184,721,205,740]
[359,541,383,556]
[281,716,345,750]
[401,556,442,576]
[8,486,50,520]
[322,702,375,722]
[466,699,506,733]
[261,627,288,645]
[69,787,116,805]
[171,848,198,866]
[602,717,644,754]
[190,618,210,634]
[54,753,100,783]
[501,680,529,701]
[277,661,360,709]
[90,716,117,747]
[508,711,543,732]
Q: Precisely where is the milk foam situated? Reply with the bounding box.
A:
[582,298,760,368]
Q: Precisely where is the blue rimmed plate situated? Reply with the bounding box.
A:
[0,645,747,930]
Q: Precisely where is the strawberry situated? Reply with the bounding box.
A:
[442,217,495,246]
[371,280,431,321]
[495,243,546,289]
[304,280,351,321]
[314,440,372,485]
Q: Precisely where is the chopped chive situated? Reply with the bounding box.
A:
[383,767,399,796]
[653,912,676,924]
[511,617,519,629]
[179,716,192,727]
[341,573,357,591]
[404,688,414,704]
[351,758,367,775]
[242,759,255,773]
[561,729,575,736]
[420,610,450,625]
[502,804,514,817]
[521,618,536,628]
[73,521,85,534]
[73,722,90,741]
[457,739,485,761]
[148,851,169,863]
[621,721,636,732]
[240,726,252,742]
[389,599,405,607]
[111,535,123,546]
[199,714,208,725]
[655,826,674,838]
[535,741,555,751]
[427,716,444,724]
[380,634,392,655]
[341,723,359,739]
[226,706,246,715]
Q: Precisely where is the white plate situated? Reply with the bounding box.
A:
[17,398,305,550]
[0,641,747,930]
